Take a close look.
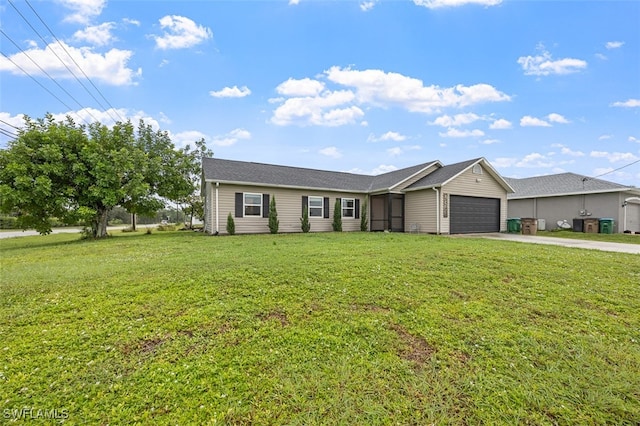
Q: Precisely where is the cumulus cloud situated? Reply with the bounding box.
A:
[520,116,551,127]
[517,45,587,76]
[209,86,251,98]
[211,128,251,146]
[430,113,480,127]
[387,145,421,156]
[489,118,512,129]
[58,0,106,24]
[0,41,140,85]
[319,146,342,158]
[288,0,300,4]
[599,134,612,140]
[276,78,325,97]
[72,22,116,46]
[611,99,640,108]
[493,153,573,169]
[551,143,584,157]
[547,113,570,124]
[629,136,639,143]
[480,139,500,145]
[170,130,209,148]
[153,16,212,50]
[439,128,484,138]
[360,1,378,11]
[590,151,639,163]
[605,41,624,50]
[271,90,364,127]
[413,0,502,8]
[368,131,407,142]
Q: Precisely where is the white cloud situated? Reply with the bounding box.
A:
[276,78,325,97]
[430,113,480,127]
[599,134,612,140]
[595,53,608,61]
[360,1,378,11]
[517,45,587,76]
[480,139,500,145]
[387,145,421,156]
[492,157,518,168]
[73,22,116,46]
[439,128,484,138]
[590,151,639,163]
[611,99,640,108]
[48,107,157,129]
[387,147,403,156]
[629,136,639,143]
[547,113,569,124]
[520,116,551,127]
[271,90,364,127]
[289,0,300,4]
[319,146,342,158]
[171,130,209,148]
[325,66,510,113]
[211,128,251,147]
[209,86,251,98]
[0,41,140,86]
[413,0,502,8]
[153,16,212,50]
[605,41,624,50]
[551,143,584,157]
[495,153,573,169]
[123,18,141,26]
[58,0,106,24]
[368,131,407,142]
[372,165,398,175]
[489,118,512,129]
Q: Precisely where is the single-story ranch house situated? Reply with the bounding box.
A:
[505,173,640,233]
[202,157,514,235]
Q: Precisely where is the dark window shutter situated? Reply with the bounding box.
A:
[262,194,270,218]
[235,193,243,218]
[355,199,360,219]
[323,197,330,218]
[302,196,308,216]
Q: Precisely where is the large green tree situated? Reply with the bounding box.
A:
[0,114,197,238]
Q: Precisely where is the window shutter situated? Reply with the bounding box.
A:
[323,197,330,218]
[355,199,360,219]
[235,193,243,218]
[302,196,308,216]
[262,194,270,218]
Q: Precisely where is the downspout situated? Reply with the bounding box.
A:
[215,182,220,235]
[433,187,440,235]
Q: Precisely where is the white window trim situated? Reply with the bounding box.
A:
[308,196,323,218]
[472,164,483,175]
[341,197,355,218]
[244,192,262,217]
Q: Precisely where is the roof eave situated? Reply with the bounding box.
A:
[508,187,638,199]
[203,178,370,193]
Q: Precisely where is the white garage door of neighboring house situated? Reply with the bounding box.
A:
[450,195,500,234]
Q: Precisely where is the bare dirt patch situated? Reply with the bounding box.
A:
[390,323,435,367]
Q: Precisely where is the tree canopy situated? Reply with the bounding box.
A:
[0,114,207,238]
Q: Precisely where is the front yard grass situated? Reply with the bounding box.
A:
[537,229,640,244]
[1,231,638,424]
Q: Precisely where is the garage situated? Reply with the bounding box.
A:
[450,195,500,234]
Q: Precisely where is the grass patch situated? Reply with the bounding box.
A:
[1,232,639,424]
[538,229,640,244]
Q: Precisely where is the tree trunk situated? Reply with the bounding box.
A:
[91,208,110,238]
[131,213,137,231]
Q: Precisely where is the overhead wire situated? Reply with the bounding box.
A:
[590,158,640,180]
[21,0,126,122]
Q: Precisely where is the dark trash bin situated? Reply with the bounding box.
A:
[599,218,614,234]
[507,218,521,233]
[572,218,584,232]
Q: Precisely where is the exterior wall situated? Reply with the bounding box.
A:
[203,181,213,234]
[507,192,627,232]
[404,189,437,233]
[625,200,640,233]
[440,167,508,233]
[206,183,365,234]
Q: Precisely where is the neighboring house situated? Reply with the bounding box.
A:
[505,173,640,233]
[202,157,514,235]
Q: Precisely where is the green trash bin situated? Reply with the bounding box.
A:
[507,218,521,233]
[599,218,614,234]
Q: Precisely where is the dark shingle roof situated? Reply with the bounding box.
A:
[505,173,632,199]
[202,157,439,192]
[406,158,480,189]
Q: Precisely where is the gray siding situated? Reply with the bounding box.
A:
[404,190,437,233]
[207,183,365,234]
[440,167,508,233]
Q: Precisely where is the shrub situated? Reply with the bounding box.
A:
[332,199,342,232]
[268,196,279,234]
[0,215,17,229]
[157,224,177,231]
[360,199,368,232]
[227,213,235,235]
[300,207,310,233]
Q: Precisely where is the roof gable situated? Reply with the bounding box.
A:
[406,158,514,192]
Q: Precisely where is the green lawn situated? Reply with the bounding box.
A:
[536,230,640,244]
[1,231,639,424]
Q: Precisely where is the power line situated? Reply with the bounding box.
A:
[0,29,100,124]
[0,128,18,140]
[0,119,20,130]
[21,0,126,123]
[591,158,640,180]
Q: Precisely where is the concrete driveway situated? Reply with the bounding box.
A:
[462,233,640,254]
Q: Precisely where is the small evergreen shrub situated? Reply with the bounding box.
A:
[332,199,342,232]
[300,207,310,233]
[360,199,368,232]
[227,212,236,235]
[268,196,279,234]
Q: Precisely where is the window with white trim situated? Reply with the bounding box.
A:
[342,198,355,218]
[472,164,483,175]
[244,193,262,216]
[308,196,323,217]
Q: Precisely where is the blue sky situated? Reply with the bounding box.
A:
[1,0,639,185]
